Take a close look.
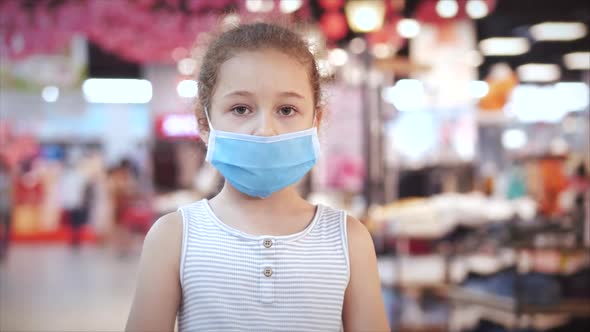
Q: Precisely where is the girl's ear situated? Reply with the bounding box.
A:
[314,107,323,129]
[196,108,211,144]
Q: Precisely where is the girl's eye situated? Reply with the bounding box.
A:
[278,106,297,117]
[231,106,251,116]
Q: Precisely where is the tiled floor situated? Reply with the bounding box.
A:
[0,244,142,332]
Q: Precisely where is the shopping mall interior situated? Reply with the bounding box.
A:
[0,0,589,331]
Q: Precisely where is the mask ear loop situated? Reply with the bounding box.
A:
[203,106,215,162]
[204,106,214,131]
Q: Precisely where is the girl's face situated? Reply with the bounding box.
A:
[207,49,316,137]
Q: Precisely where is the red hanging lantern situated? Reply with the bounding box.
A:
[320,10,348,41]
[318,0,345,10]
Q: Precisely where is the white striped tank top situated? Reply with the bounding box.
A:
[177,199,350,332]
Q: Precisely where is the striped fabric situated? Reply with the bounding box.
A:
[177,199,350,332]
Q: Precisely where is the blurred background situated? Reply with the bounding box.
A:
[0,0,589,331]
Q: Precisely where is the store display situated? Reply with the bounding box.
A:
[373,186,589,331]
[370,193,538,240]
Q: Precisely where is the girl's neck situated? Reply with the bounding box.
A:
[211,181,309,213]
[220,181,306,208]
[207,181,317,236]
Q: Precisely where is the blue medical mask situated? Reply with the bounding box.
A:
[204,108,320,198]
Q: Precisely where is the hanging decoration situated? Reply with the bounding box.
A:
[318,0,345,11]
[0,0,498,62]
[0,0,87,61]
[319,10,348,41]
[0,0,310,63]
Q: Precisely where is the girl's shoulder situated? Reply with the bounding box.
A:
[142,211,184,270]
[344,214,371,247]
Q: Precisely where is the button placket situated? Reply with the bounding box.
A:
[259,238,276,304]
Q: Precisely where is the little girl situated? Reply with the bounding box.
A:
[126,22,389,332]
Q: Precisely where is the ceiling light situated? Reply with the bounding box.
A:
[397,18,421,39]
[177,80,198,98]
[82,79,152,104]
[436,0,459,18]
[246,0,274,13]
[328,48,349,66]
[345,0,386,33]
[280,0,302,13]
[479,37,529,56]
[563,52,590,70]
[42,86,59,103]
[466,0,489,19]
[517,63,560,82]
[530,22,587,41]
[161,114,199,137]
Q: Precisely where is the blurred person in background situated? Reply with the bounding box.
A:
[561,161,590,242]
[571,162,590,195]
[60,151,91,249]
[107,158,139,258]
[0,158,14,261]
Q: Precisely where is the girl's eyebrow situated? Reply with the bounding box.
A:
[278,91,305,99]
[223,90,304,99]
[223,90,254,98]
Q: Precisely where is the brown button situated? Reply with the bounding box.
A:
[263,239,273,248]
[263,267,273,277]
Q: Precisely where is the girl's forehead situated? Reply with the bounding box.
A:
[214,49,313,100]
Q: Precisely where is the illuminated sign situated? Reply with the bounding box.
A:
[156,113,199,139]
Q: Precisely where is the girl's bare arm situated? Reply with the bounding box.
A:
[126,212,183,332]
[342,216,390,332]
